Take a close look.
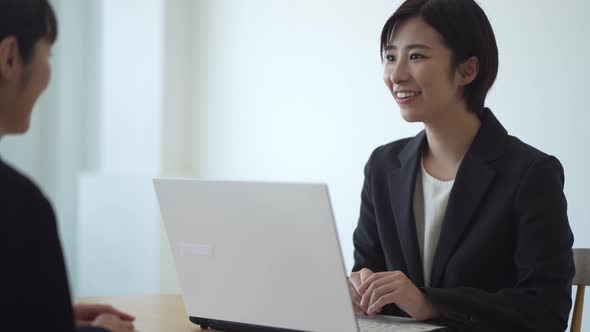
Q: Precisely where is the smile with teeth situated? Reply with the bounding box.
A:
[396,91,421,99]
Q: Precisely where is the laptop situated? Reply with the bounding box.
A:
[153,179,448,332]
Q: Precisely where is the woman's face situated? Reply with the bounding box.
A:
[0,38,52,135]
[383,16,466,124]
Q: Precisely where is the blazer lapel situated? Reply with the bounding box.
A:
[388,131,427,287]
[429,109,507,287]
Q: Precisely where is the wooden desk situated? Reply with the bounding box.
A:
[76,294,214,332]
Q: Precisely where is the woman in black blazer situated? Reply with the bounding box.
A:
[347,1,575,331]
[0,1,135,331]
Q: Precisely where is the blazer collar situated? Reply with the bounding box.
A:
[397,108,507,166]
[461,108,507,164]
[388,108,508,287]
[388,131,427,286]
[430,108,507,286]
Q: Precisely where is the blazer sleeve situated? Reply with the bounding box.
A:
[352,151,409,317]
[30,190,112,332]
[352,149,387,273]
[29,194,79,332]
[423,156,575,332]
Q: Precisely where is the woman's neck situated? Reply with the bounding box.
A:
[422,106,481,180]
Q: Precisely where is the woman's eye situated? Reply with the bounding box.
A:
[409,53,425,60]
[385,54,396,62]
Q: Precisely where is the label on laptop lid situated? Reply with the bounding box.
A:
[178,243,214,257]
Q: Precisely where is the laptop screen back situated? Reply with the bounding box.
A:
[154,179,359,332]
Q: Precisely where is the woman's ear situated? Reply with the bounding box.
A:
[0,37,21,81]
[456,56,479,86]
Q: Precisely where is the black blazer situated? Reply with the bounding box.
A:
[352,109,574,332]
[0,158,108,332]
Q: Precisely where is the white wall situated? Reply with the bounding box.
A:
[77,0,165,296]
[159,0,198,292]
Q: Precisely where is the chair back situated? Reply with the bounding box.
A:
[571,248,590,332]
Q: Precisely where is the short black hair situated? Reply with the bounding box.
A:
[380,0,498,116]
[0,0,58,64]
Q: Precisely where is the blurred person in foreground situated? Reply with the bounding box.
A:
[0,0,135,331]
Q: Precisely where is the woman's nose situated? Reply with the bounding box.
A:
[389,59,410,84]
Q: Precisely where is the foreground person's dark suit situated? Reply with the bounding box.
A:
[0,157,107,332]
[352,109,574,332]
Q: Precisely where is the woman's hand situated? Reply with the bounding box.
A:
[348,268,375,314]
[90,313,135,332]
[74,303,135,331]
[357,271,438,321]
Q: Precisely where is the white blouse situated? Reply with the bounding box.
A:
[413,160,455,287]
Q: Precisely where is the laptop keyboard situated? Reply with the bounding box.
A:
[358,318,400,332]
[357,317,440,332]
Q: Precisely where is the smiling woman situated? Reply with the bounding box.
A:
[347,0,575,331]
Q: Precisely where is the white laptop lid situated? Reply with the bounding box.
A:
[153,179,359,332]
